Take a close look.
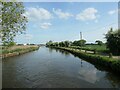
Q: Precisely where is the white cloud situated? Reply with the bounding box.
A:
[108,9,120,15]
[40,23,52,29]
[53,8,73,19]
[108,9,117,15]
[24,7,53,21]
[76,8,98,21]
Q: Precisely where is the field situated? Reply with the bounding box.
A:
[70,44,108,53]
[84,44,107,51]
[0,45,38,55]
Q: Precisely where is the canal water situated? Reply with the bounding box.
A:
[2,47,120,88]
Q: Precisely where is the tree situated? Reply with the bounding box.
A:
[79,39,86,46]
[105,28,120,55]
[46,40,53,46]
[95,40,103,46]
[59,42,65,47]
[7,41,16,47]
[64,41,70,47]
[1,2,27,46]
[72,39,86,46]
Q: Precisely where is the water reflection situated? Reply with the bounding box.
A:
[78,63,100,84]
[106,72,120,88]
[81,60,83,68]
[48,47,70,56]
[51,47,120,87]
[2,47,120,88]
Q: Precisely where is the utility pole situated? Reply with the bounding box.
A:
[80,32,82,40]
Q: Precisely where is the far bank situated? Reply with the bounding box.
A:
[0,45,39,59]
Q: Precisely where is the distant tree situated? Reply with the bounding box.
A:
[46,40,53,46]
[7,41,16,47]
[79,39,86,46]
[59,42,65,47]
[64,41,70,47]
[1,2,27,46]
[54,42,59,47]
[105,28,120,55]
[72,39,86,46]
[95,40,103,46]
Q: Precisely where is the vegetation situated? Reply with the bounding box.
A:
[46,40,72,47]
[105,28,120,55]
[2,46,38,54]
[69,44,108,53]
[1,45,39,58]
[46,28,120,55]
[72,39,86,46]
[95,40,103,46]
[1,2,27,46]
[46,28,120,73]
[54,47,120,73]
[46,40,107,53]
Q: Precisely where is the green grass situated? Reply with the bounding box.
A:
[85,44,107,51]
[70,44,108,53]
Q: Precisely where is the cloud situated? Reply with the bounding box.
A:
[76,8,98,21]
[40,23,52,29]
[53,8,73,19]
[108,9,120,15]
[24,7,53,21]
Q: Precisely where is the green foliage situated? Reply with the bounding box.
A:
[0,2,27,46]
[105,28,120,55]
[95,40,103,46]
[55,47,120,73]
[72,39,86,46]
[7,41,16,47]
[46,40,53,46]
[46,40,71,47]
[64,41,70,47]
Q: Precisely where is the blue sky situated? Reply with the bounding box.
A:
[15,2,118,44]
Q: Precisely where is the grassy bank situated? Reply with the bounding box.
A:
[1,45,39,58]
[69,44,108,53]
[52,46,120,74]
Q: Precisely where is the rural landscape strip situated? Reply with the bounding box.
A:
[1,45,39,58]
[51,46,120,74]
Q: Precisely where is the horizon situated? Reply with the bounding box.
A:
[15,2,118,44]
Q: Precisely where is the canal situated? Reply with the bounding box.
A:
[2,47,120,88]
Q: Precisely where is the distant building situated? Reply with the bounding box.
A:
[24,43,27,46]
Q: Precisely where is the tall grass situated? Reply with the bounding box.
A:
[1,46,39,54]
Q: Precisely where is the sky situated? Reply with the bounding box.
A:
[15,2,118,44]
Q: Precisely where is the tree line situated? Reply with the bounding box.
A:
[46,28,120,55]
[46,39,105,47]
[46,39,87,47]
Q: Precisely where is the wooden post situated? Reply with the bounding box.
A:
[109,53,112,58]
[94,49,96,54]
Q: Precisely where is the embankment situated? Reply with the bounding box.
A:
[52,47,120,74]
[1,45,39,59]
